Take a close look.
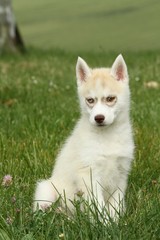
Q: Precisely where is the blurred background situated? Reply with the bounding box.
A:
[13,0,160,53]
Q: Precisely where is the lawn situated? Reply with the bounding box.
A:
[14,0,160,52]
[0,48,160,239]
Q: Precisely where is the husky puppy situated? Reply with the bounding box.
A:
[34,55,134,221]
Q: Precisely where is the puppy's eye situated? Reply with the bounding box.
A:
[106,96,116,102]
[86,98,95,104]
[105,96,117,105]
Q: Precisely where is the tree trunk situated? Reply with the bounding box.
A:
[0,0,25,53]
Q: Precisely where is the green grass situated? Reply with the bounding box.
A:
[14,0,160,52]
[0,48,160,239]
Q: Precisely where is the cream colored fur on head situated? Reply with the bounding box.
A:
[34,55,134,222]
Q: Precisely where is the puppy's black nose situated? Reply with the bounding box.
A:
[94,115,105,124]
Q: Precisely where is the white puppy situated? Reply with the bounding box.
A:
[34,55,134,221]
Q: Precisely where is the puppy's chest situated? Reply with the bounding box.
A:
[80,136,121,166]
[80,143,125,189]
[80,134,128,168]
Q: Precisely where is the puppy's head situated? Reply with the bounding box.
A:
[76,55,130,127]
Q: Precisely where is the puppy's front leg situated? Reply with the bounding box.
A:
[108,188,125,221]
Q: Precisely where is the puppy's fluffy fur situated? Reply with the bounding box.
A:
[34,55,134,220]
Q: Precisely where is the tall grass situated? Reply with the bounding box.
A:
[0,49,160,239]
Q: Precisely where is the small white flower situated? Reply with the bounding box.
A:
[6,216,13,225]
[2,175,13,186]
[59,233,64,238]
[49,81,54,87]
[135,76,140,81]
[31,76,38,84]
[144,81,159,89]
[33,79,38,84]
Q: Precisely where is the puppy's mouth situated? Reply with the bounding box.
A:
[96,123,106,127]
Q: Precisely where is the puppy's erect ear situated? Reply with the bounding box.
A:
[76,57,91,85]
[111,54,128,82]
